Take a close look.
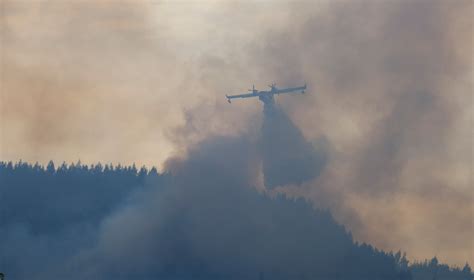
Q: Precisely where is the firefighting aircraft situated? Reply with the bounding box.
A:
[226,83,306,104]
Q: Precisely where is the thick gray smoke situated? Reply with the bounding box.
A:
[1,0,472,268]
[67,110,332,279]
[260,103,327,188]
[0,134,354,279]
[2,109,413,279]
[245,0,472,264]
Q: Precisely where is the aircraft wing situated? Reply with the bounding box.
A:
[226,92,257,103]
[274,85,307,95]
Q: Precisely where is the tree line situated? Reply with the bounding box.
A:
[0,161,472,280]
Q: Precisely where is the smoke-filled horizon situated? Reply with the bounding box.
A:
[1,0,472,267]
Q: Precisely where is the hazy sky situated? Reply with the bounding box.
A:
[1,0,472,266]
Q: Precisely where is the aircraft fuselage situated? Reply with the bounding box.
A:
[226,83,306,105]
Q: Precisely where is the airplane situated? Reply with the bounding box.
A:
[226,83,307,104]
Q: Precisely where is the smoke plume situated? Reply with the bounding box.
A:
[1,0,472,267]
[0,133,406,279]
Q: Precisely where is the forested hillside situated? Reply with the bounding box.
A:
[0,161,472,280]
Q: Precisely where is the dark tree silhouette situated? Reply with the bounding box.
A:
[0,161,471,280]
